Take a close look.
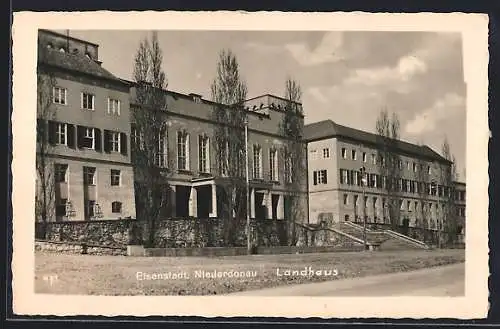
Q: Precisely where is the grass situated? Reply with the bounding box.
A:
[35,249,465,295]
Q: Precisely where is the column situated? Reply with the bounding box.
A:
[265,191,272,219]
[188,187,197,217]
[209,184,217,218]
[277,193,284,220]
[250,188,255,218]
[169,185,176,218]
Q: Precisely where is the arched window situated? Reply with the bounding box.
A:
[112,201,122,213]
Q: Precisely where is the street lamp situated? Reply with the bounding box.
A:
[244,116,251,254]
[360,166,368,250]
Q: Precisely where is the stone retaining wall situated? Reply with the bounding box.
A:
[35,240,126,256]
[35,218,364,253]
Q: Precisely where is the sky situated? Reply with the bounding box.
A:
[65,30,466,181]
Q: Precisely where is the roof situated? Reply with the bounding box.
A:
[39,29,99,47]
[38,47,123,83]
[304,119,450,163]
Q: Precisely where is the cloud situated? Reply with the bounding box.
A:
[285,32,345,66]
[397,55,427,79]
[307,86,330,103]
[344,55,427,89]
[243,42,284,54]
[404,92,465,135]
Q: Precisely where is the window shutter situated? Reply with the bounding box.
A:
[206,136,211,172]
[185,133,190,170]
[103,130,111,153]
[107,98,110,114]
[76,126,84,148]
[48,121,57,145]
[95,128,102,152]
[67,124,75,148]
[313,171,318,185]
[120,132,127,155]
[259,147,263,178]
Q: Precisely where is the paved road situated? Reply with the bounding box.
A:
[230,263,465,296]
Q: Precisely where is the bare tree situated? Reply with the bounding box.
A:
[375,109,402,230]
[415,146,431,242]
[131,32,171,247]
[440,137,458,245]
[210,49,248,246]
[36,44,57,237]
[281,77,306,245]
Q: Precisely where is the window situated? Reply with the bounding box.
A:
[253,144,263,179]
[406,161,410,170]
[54,164,68,183]
[407,200,411,212]
[86,200,96,218]
[323,148,330,158]
[413,162,417,172]
[198,135,210,173]
[351,150,357,160]
[81,92,94,110]
[340,169,348,184]
[110,169,121,186]
[309,149,318,161]
[371,154,377,165]
[362,152,367,162]
[131,124,144,150]
[156,128,168,168]
[55,123,67,145]
[177,131,190,170]
[353,171,360,186]
[53,87,67,105]
[398,160,403,169]
[82,127,95,149]
[341,148,347,159]
[269,149,278,181]
[354,195,359,207]
[56,198,67,216]
[107,98,121,115]
[313,170,328,185]
[111,132,121,152]
[112,201,122,213]
[427,165,432,175]
[343,194,349,205]
[406,180,411,192]
[83,166,96,185]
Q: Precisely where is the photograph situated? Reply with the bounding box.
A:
[11,11,489,318]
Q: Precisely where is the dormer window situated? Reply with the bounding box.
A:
[46,43,53,49]
[59,47,66,53]
[189,93,202,103]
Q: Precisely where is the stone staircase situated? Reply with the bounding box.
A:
[337,221,429,250]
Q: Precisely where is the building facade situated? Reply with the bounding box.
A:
[36,30,136,222]
[305,119,465,236]
[129,87,309,223]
